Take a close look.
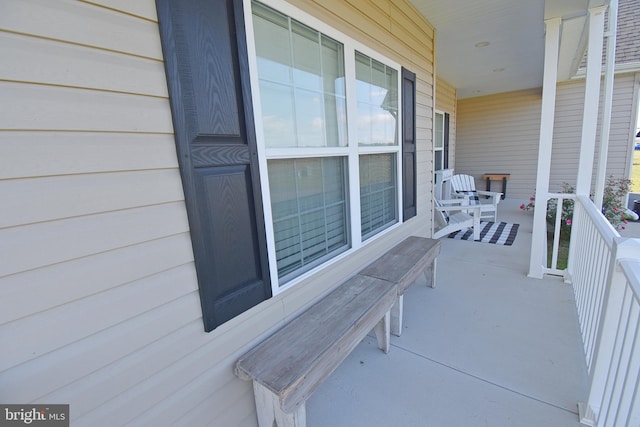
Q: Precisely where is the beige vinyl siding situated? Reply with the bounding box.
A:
[0,1,434,427]
[456,88,542,199]
[455,74,639,199]
[593,73,638,184]
[436,77,457,167]
[551,73,639,190]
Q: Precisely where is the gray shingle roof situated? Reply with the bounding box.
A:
[615,0,640,65]
[579,0,639,69]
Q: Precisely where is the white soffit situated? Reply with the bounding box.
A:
[411,0,546,99]
[557,15,588,81]
[549,0,608,82]
[544,0,588,19]
[411,0,606,98]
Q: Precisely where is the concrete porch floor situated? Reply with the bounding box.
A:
[307,199,589,427]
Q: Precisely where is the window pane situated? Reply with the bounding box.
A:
[355,52,398,146]
[324,94,347,148]
[253,3,291,85]
[322,36,347,147]
[252,1,346,148]
[259,81,296,147]
[434,150,443,172]
[360,154,397,239]
[268,157,349,281]
[294,88,325,147]
[435,112,444,149]
[292,21,322,91]
[322,36,345,97]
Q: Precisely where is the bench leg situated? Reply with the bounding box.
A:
[390,295,403,337]
[425,259,437,288]
[253,382,306,427]
[374,310,391,353]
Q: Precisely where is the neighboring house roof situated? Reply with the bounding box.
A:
[615,0,640,65]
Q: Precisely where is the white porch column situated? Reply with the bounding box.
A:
[567,6,608,279]
[594,0,619,209]
[576,6,607,196]
[529,18,561,279]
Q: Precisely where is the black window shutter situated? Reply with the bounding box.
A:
[401,67,417,220]
[444,112,450,169]
[156,0,271,332]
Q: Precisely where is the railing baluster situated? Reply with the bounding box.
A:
[601,287,633,426]
[613,301,639,427]
[588,238,610,366]
[551,197,563,270]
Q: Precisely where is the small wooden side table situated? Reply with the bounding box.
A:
[482,173,510,199]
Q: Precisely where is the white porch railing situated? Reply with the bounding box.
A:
[565,195,640,426]
[567,195,619,368]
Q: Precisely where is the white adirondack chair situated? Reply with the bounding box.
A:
[434,168,454,201]
[433,198,482,240]
[450,174,501,222]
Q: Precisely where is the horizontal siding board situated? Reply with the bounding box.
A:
[389,0,433,41]
[0,264,199,373]
[176,386,257,427]
[304,0,434,73]
[130,360,252,426]
[1,169,185,229]
[40,316,210,419]
[0,0,163,59]
[0,293,202,403]
[0,233,194,325]
[389,0,434,30]
[81,0,159,21]
[344,0,391,31]
[0,132,179,179]
[0,83,174,132]
[70,303,286,425]
[389,16,433,55]
[0,32,168,97]
[0,202,190,278]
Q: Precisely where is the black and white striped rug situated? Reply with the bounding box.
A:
[448,221,519,246]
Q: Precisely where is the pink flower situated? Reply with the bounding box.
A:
[624,220,629,224]
[520,204,525,210]
[566,219,572,226]
[530,197,535,201]
[614,207,618,212]
[622,226,626,230]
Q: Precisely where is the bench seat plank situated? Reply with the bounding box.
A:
[360,236,440,294]
[359,236,441,336]
[235,274,396,414]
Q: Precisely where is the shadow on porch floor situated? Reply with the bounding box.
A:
[307,199,588,427]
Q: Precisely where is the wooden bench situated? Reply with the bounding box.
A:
[359,236,441,336]
[235,274,396,427]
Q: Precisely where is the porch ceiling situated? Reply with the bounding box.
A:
[410,0,609,99]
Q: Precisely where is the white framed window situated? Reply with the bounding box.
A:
[246,0,402,290]
[434,111,444,171]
